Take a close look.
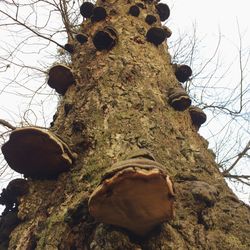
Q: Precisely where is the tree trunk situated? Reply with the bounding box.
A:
[1,0,250,249]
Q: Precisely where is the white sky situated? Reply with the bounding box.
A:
[0,0,249,213]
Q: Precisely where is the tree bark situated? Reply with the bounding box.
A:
[1,0,250,249]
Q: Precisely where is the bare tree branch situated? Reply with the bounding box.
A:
[0,119,16,130]
[223,140,250,175]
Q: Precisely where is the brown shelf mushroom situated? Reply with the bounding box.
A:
[168,87,191,111]
[64,43,74,54]
[155,3,170,21]
[1,127,75,179]
[91,7,107,22]
[0,210,20,246]
[75,33,88,44]
[88,158,175,236]
[0,179,29,212]
[80,2,94,18]
[189,106,207,131]
[146,27,167,46]
[47,64,75,95]
[163,26,172,38]
[174,64,192,83]
[145,15,157,25]
[128,5,140,17]
[92,26,118,51]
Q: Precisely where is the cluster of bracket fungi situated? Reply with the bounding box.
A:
[0,0,207,238]
[169,64,207,131]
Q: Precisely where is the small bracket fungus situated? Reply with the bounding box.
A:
[168,87,191,111]
[1,127,75,179]
[155,3,170,21]
[163,26,172,38]
[0,210,20,247]
[146,27,167,46]
[75,33,88,44]
[174,64,192,83]
[0,179,29,213]
[145,14,157,25]
[88,158,175,236]
[64,43,74,54]
[129,5,140,17]
[91,7,107,22]
[189,106,207,131]
[47,64,75,95]
[92,26,118,51]
[80,2,94,18]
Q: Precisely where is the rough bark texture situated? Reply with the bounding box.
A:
[1,0,250,249]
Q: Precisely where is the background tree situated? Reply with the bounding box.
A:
[0,0,249,249]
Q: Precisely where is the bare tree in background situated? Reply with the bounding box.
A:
[0,0,249,249]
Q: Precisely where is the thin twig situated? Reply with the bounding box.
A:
[0,119,16,130]
[223,140,250,175]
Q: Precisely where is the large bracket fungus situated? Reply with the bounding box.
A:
[174,64,192,83]
[128,5,140,17]
[91,7,107,22]
[47,64,75,95]
[155,3,170,22]
[146,27,167,46]
[189,106,207,131]
[1,127,75,179]
[92,26,118,51]
[168,87,191,111]
[88,156,175,236]
[80,2,94,18]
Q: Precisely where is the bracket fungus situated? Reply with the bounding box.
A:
[168,87,191,111]
[80,2,94,18]
[47,64,75,95]
[92,26,118,51]
[128,5,140,17]
[75,33,88,44]
[1,127,75,179]
[146,27,167,46]
[0,179,29,212]
[174,64,192,83]
[145,14,157,25]
[189,106,207,131]
[88,157,175,236]
[91,7,107,22]
[155,3,170,21]
[64,43,74,54]
[163,26,172,38]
